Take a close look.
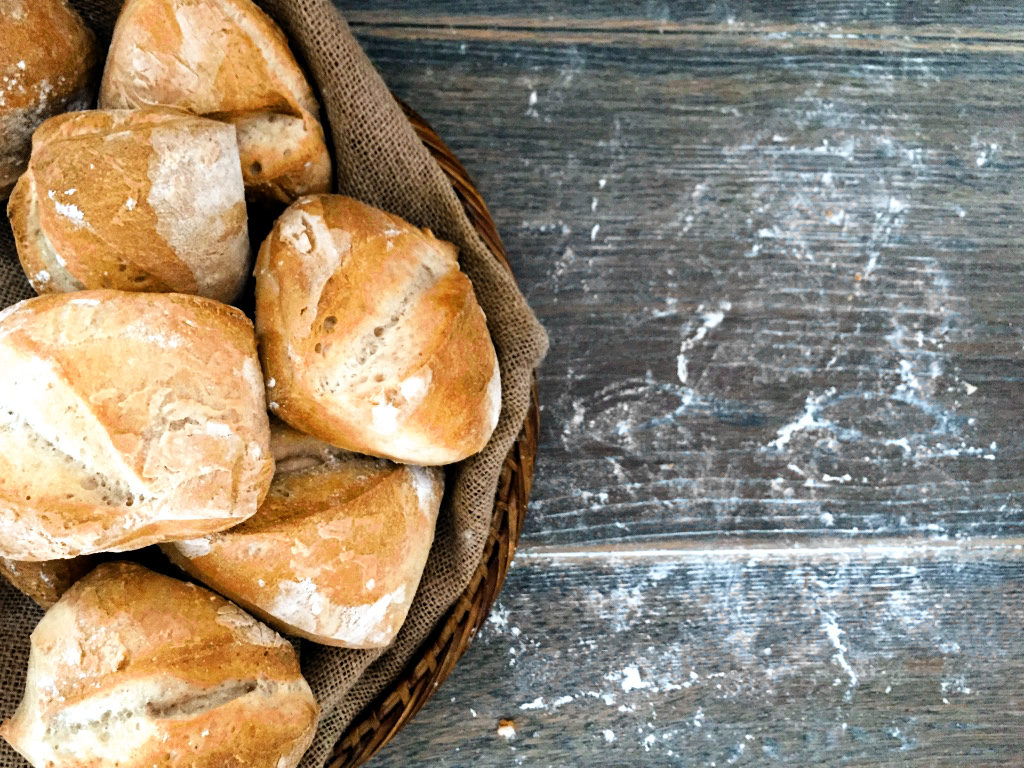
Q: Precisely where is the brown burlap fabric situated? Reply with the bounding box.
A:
[0,1,548,766]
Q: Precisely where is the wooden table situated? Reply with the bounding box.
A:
[335,2,1024,765]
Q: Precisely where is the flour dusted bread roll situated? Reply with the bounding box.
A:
[8,108,250,301]
[100,0,331,204]
[255,195,501,465]
[0,291,273,561]
[162,421,444,648]
[0,555,98,608]
[0,562,318,768]
[0,0,96,199]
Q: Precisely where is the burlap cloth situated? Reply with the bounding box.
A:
[0,1,549,765]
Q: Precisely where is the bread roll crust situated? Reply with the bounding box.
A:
[0,291,274,561]
[162,421,444,648]
[0,561,318,768]
[254,194,501,465]
[100,0,331,203]
[0,0,97,199]
[0,555,98,608]
[8,108,250,301]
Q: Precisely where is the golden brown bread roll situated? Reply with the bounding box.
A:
[0,561,318,768]
[0,555,98,608]
[0,291,274,561]
[162,421,444,648]
[0,0,96,199]
[99,0,331,204]
[8,108,250,301]
[254,194,501,465]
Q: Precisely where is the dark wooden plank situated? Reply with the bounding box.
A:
[320,6,1024,766]
[334,4,1024,548]
[339,3,1024,30]
[367,544,1024,767]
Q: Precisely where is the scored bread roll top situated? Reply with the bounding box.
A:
[0,562,318,768]
[0,291,273,561]
[100,0,331,203]
[8,108,250,301]
[255,195,501,465]
[0,555,99,609]
[162,421,444,648]
[0,0,97,199]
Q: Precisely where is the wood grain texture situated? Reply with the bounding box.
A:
[340,2,1024,30]
[337,2,1024,549]
[367,545,1024,766]
[327,3,1024,766]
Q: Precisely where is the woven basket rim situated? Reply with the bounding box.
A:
[326,102,541,768]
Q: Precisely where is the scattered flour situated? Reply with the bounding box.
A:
[820,611,858,699]
[173,537,211,558]
[409,465,439,512]
[271,578,406,646]
[47,191,86,228]
[765,389,836,451]
[677,301,731,384]
[519,697,545,711]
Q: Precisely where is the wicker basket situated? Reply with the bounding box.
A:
[328,103,541,768]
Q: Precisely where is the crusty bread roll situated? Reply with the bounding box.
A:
[8,108,250,301]
[254,194,501,465]
[162,421,444,648]
[99,0,331,204]
[0,0,96,199]
[0,555,98,608]
[0,561,318,768]
[0,291,273,561]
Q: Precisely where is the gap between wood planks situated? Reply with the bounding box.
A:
[344,12,1024,55]
[516,537,1024,562]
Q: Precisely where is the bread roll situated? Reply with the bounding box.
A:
[0,291,273,561]
[99,0,331,204]
[8,108,250,301]
[162,421,443,648]
[254,195,501,465]
[0,561,318,768]
[0,555,98,608]
[0,0,96,199]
